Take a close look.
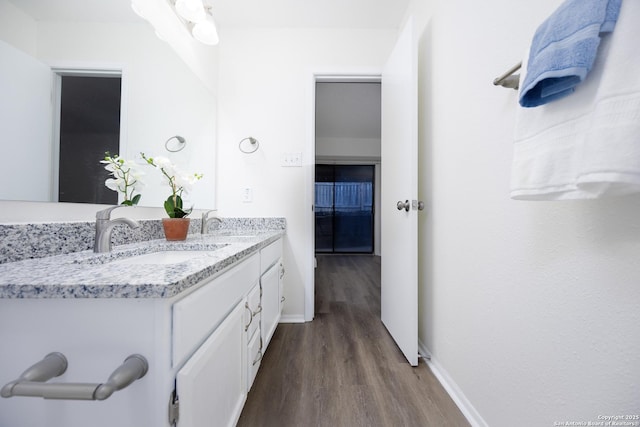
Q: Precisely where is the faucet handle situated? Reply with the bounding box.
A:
[202,209,218,220]
[96,205,123,220]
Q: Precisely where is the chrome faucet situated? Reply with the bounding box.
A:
[94,206,141,253]
[201,210,222,234]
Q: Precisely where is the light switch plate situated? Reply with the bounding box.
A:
[281,152,302,167]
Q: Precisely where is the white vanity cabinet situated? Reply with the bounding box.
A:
[0,237,284,427]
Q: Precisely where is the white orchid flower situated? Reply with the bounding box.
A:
[101,153,144,205]
[140,152,202,218]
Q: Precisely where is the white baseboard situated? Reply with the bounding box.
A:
[418,341,489,427]
[279,314,306,323]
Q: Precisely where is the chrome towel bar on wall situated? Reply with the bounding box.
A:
[493,61,522,90]
[1,352,148,401]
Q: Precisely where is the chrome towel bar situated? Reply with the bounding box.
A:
[493,61,522,90]
[1,352,148,401]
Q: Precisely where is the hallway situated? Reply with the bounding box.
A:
[237,255,470,426]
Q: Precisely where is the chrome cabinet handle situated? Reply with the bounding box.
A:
[252,305,262,316]
[252,350,263,366]
[244,302,253,331]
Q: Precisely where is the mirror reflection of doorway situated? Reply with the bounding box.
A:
[315,164,375,254]
[57,74,121,204]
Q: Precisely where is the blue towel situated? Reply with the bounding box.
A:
[519,0,622,108]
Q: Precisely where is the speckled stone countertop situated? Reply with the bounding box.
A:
[0,230,284,299]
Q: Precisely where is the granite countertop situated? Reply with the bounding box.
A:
[0,230,284,299]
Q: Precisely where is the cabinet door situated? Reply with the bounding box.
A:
[260,263,280,350]
[177,300,246,427]
[247,328,261,391]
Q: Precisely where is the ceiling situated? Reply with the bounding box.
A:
[9,0,410,29]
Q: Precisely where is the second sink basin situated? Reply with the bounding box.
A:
[111,250,221,266]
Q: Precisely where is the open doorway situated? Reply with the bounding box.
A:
[314,80,382,254]
[53,70,123,204]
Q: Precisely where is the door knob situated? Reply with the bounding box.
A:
[397,200,410,212]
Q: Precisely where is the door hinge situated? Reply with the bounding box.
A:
[168,387,180,426]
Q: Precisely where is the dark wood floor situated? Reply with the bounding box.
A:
[237,255,470,427]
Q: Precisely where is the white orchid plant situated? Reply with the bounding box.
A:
[100,153,144,206]
[140,153,203,218]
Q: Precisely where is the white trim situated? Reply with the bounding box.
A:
[278,315,307,324]
[51,73,61,201]
[418,341,489,427]
[315,75,381,83]
[305,69,383,323]
[305,71,317,322]
[315,158,381,164]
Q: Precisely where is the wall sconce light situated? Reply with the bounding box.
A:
[173,0,219,45]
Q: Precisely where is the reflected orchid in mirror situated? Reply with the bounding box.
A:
[100,153,145,206]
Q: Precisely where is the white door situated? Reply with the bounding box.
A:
[381,17,419,366]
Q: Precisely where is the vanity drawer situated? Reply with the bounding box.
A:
[172,253,260,368]
[260,238,282,273]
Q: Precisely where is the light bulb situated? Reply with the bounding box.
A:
[192,14,219,45]
[175,0,206,23]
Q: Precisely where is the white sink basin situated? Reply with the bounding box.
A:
[111,250,220,266]
[75,243,229,266]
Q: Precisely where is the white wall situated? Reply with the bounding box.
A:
[216,28,396,321]
[0,40,52,201]
[413,0,640,425]
[0,0,37,56]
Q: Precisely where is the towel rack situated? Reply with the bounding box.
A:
[1,352,148,401]
[493,61,522,90]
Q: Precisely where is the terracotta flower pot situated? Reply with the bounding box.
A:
[162,218,190,241]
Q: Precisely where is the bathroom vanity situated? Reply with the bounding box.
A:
[0,230,284,427]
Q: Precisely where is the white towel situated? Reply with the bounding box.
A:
[510,0,640,200]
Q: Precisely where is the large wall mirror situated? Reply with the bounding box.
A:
[0,0,217,217]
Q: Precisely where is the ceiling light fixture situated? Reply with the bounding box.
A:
[192,14,219,45]
[174,0,206,23]
[172,0,219,46]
